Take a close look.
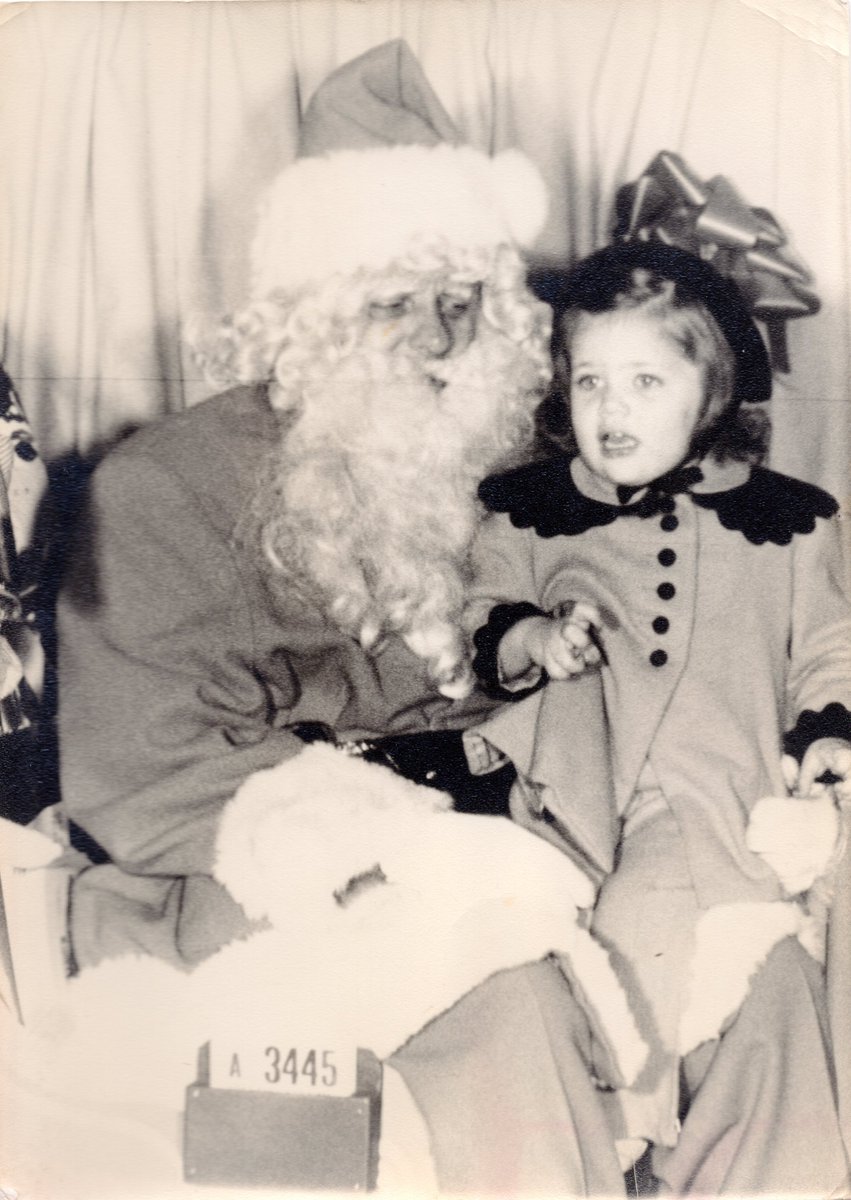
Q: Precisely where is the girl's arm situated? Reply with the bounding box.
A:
[498,605,602,684]
[746,507,851,897]
[464,512,600,695]
[785,506,851,797]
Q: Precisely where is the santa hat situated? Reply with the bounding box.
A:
[250,40,548,298]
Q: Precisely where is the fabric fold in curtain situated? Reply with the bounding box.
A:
[0,0,848,497]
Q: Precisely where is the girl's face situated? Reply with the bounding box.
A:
[565,309,708,487]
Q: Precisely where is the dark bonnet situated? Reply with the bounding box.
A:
[539,241,773,403]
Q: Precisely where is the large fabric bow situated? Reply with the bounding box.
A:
[614,151,819,372]
[615,464,703,512]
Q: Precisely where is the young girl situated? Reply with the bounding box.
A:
[465,240,851,1191]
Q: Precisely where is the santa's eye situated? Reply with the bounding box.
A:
[367,296,413,320]
[439,286,480,320]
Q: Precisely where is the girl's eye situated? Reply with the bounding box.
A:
[573,374,599,392]
[367,297,412,320]
[635,373,661,389]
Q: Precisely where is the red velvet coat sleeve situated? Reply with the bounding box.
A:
[58,442,307,879]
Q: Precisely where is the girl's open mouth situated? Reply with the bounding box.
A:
[600,431,639,456]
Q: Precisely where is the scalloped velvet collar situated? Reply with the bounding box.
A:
[478,454,837,546]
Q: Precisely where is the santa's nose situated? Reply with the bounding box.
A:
[410,306,453,359]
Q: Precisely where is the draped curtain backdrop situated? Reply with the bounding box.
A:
[0,0,849,499]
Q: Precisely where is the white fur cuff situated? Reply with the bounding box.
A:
[213,743,451,925]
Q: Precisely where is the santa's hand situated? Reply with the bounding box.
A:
[746,789,841,896]
[796,737,851,803]
[543,602,603,679]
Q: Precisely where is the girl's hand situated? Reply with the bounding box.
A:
[793,738,851,803]
[528,602,603,680]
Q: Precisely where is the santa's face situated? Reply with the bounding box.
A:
[358,272,481,377]
[257,255,547,693]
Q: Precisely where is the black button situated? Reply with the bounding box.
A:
[657,582,676,600]
[658,495,676,514]
[649,649,668,667]
[660,514,678,532]
[658,548,676,567]
[652,616,669,634]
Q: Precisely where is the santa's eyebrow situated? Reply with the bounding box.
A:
[368,290,413,304]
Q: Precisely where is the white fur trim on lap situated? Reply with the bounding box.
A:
[213,745,646,1076]
[5,745,653,1193]
[213,742,451,927]
[678,901,804,1056]
[559,930,649,1089]
[376,1064,439,1196]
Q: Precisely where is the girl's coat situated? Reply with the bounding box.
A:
[466,452,851,911]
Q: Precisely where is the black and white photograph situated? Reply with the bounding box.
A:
[0,1,849,1196]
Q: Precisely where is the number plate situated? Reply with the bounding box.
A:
[208,1041,358,1096]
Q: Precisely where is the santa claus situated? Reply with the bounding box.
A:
[54,38,631,1197]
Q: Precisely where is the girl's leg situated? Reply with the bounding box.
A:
[591,809,697,1151]
[654,935,849,1196]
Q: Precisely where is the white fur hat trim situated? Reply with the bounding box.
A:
[250,144,548,298]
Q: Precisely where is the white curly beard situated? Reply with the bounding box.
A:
[255,322,542,694]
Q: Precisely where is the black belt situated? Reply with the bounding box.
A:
[291,722,514,817]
